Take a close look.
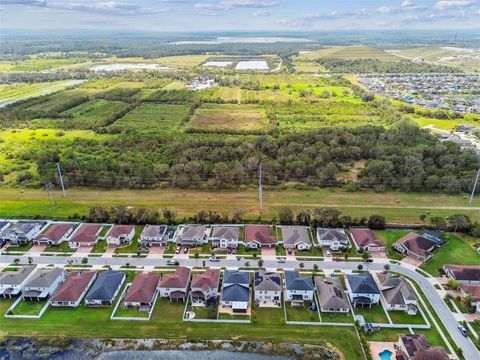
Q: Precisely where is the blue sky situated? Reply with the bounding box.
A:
[1,0,479,31]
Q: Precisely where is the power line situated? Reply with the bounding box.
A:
[56,162,66,197]
[469,169,480,204]
[45,183,56,209]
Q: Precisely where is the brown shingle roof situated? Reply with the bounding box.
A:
[35,223,75,242]
[71,224,103,243]
[245,225,276,245]
[349,228,384,248]
[106,225,135,238]
[400,334,429,357]
[124,273,160,303]
[460,283,480,301]
[395,232,436,258]
[50,271,96,302]
[445,264,480,282]
[191,268,220,292]
[159,267,190,289]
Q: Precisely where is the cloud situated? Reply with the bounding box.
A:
[433,0,477,10]
[253,9,271,16]
[195,0,278,11]
[47,1,171,16]
[1,0,46,5]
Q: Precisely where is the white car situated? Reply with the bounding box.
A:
[277,257,286,263]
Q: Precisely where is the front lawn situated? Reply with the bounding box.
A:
[5,243,33,252]
[91,240,107,254]
[275,245,286,256]
[352,304,390,324]
[43,242,75,253]
[285,302,320,322]
[236,245,260,257]
[11,300,48,316]
[421,233,480,276]
[296,246,323,257]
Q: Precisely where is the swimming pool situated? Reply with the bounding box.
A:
[379,350,392,360]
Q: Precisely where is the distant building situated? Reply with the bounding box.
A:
[281,226,311,251]
[210,225,241,249]
[34,223,76,246]
[105,225,135,246]
[316,228,350,251]
[175,225,208,247]
[349,228,385,252]
[244,225,276,249]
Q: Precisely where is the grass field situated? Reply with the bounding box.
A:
[285,302,319,322]
[420,233,480,276]
[111,104,191,132]
[0,187,479,224]
[1,58,87,72]
[303,46,398,61]
[11,300,48,315]
[188,104,269,133]
[0,81,82,106]
[353,304,390,324]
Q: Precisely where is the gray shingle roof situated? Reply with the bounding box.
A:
[222,283,249,302]
[254,271,282,291]
[346,272,379,295]
[24,268,64,288]
[224,270,249,285]
[0,266,35,286]
[316,228,349,243]
[140,225,167,238]
[281,226,311,246]
[315,277,349,310]
[377,273,416,305]
[285,271,313,291]
[210,226,239,240]
[84,270,126,301]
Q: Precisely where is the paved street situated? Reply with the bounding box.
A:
[1,254,478,360]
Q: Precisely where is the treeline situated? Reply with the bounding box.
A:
[30,122,479,192]
[317,58,459,74]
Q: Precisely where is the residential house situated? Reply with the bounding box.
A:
[34,223,76,246]
[393,232,437,263]
[443,264,480,284]
[221,270,250,313]
[345,272,380,308]
[254,271,282,307]
[418,230,445,245]
[376,273,418,315]
[22,267,67,301]
[50,271,97,307]
[0,220,46,244]
[190,268,220,303]
[459,283,480,315]
[316,228,350,251]
[176,225,208,247]
[124,272,160,310]
[281,226,311,251]
[158,267,191,302]
[84,270,126,306]
[395,334,449,360]
[315,276,349,313]
[244,225,276,249]
[0,221,10,247]
[105,225,136,246]
[284,271,314,305]
[210,225,241,249]
[349,228,385,252]
[69,223,103,249]
[0,266,36,298]
[139,225,174,247]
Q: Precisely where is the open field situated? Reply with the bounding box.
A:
[0,58,88,72]
[111,104,191,132]
[0,298,363,358]
[0,81,83,106]
[188,104,268,133]
[303,46,398,61]
[0,187,479,223]
[388,47,480,70]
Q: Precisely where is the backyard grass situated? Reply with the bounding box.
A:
[389,310,427,325]
[285,302,320,322]
[188,104,269,134]
[253,305,285,325]
[188,303,218,320]
[366,328,447,349]
[113,304,150,318]
[353,304,390,324]
[43,242,75,253]
[0,188,478,224]
[11,300,48,316]
[420,233,480,276]
[320,311,355,324]
[218,312,250,321]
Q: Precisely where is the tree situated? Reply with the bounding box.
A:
[430,216,447,229]
[194,252,199,259]
[383,264,390,273]
[162,208,176,224]
[419,214,427,222]
[357,264,363,271]
[368,215,386,230]
[464,294,473,308]
[447,279,460,290]
[296,209,311,226]
[344,253,349,261]
[362,250,371,262]
[231,209,244,224]
[244,261,250,267]
[125,262,130,268]
[299,262,304,269]
[313,264,318,271]
[81,257,88,264]
[448,214,472,233]
[278,208,294,225]
[27,257,33,264]
[258,259,264,268]
[13,258,20,265]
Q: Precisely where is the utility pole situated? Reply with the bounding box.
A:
[45,183,56,209]
[258,164,263,213]
[469,169,480,204]
[56,162,66,197]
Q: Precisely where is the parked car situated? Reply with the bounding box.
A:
[232,249,236,254]
[175,247,180,254]
[183,247,188,254]
[236,256,241,261]
[458,325,468,337]
[325,250,331,257]
[167,260,179,266]
[209,256,220,262]
[277,257,286,263]
[287,248,292,255]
